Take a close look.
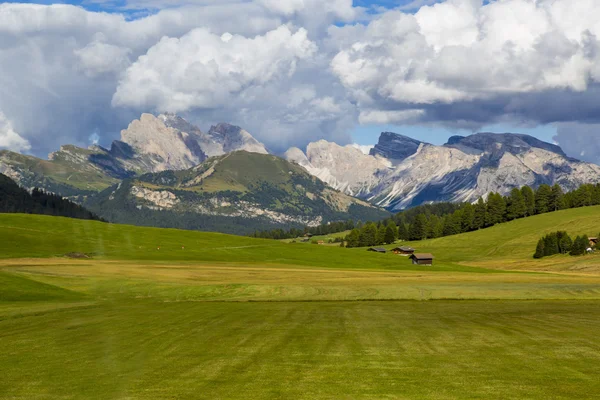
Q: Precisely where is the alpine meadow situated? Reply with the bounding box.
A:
[5,0,600,398]
[2,206,600,399]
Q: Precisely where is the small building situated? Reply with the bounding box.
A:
[304,233,314,238]
[410,253,434,266]
[392,246,415,256]
[589,237,598,247]
[368,247,387,253]
[317,240,325,245]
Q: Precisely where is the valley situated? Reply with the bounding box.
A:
[2,209,600,398]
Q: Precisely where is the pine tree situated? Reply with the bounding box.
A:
[360,223,378,247]
[543,233,559,256]
[397,222,409,241]
[535,184,552,214]
[570,236,586,256]
[558,233,573,254]
[534,239,545,259]
[384,224,397,245]
[408,214,427,241]
[346,229,360,248]
[486,193,506,226]
[506,188,526,220]
[443,211,462,236]
[521,186,536,216]
[460,203,475,232]
[473,197,487,229]
[549,184,565,211]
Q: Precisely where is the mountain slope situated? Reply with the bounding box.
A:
[287,132,600,211]
[85,151,389,235]
[0,113,269,196]
[0,173,102,221]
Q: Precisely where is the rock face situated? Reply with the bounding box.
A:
[118,113,207,172]
[0,113,270,195]
[205,123,269,157]
[287,132,600,211]
[285,140,391,197]
[369,132,423,161]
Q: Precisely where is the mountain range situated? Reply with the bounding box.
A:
[1,112,599,232]
[285,131,600,211]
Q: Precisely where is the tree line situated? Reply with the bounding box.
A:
[534,231,595,258]
[253,182,600,245]
[393,183,600,242]
[0,174,103,221]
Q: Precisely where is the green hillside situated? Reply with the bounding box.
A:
[86,151,389,235]
[391,205,600,273]
[0,148,119,196]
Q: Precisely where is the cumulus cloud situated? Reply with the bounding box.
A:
[0,112,31,152]
[113,26,317,112]
[331,0,600,106]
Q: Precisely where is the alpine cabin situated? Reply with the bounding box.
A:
[368,247,387,254]
[392,246,415,256]
[410,253,434,266]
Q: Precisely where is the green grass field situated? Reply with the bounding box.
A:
[2,208,600,399]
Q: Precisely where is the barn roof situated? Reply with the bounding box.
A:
[410,253,434,260]
[368,247,387,253]
[395,246,415,251]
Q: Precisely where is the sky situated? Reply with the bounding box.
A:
[0,0,599,162]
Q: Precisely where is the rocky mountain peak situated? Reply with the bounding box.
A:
[446,132,566,157]
[207,123,269,155]
[119,113,207,172]
[369,132,424,161]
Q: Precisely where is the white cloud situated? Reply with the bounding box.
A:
[113,26,317,112]
[0,112,31,152]
[330,0,600,112]
[359,109,425,125]
[75,40,131,77]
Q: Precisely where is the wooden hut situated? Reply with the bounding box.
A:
[392,246,415,256]
[410,253,434,266]
[368,247,387,254]
[589,237,598,247]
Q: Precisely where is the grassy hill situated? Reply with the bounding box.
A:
[86,151,389,235]
[389,205,600,274]
[2,211,600,399]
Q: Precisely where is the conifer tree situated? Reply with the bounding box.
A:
[473,197,487,229]
[521,186,536,216]
[360,223,378,247]
[549,184,565,211]
[486,193,506,226]
[558,233,573,254]
[535,184,552,214]
[384,223,397,245]
[506,188,526,220]
[460,203,475,232]
[409,214,427,241]
[534,239,545,259]
[346,229,360,248]
[397,222,409,241]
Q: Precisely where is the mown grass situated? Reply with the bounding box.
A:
[2,300,600,399]
[2,210,600,398]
